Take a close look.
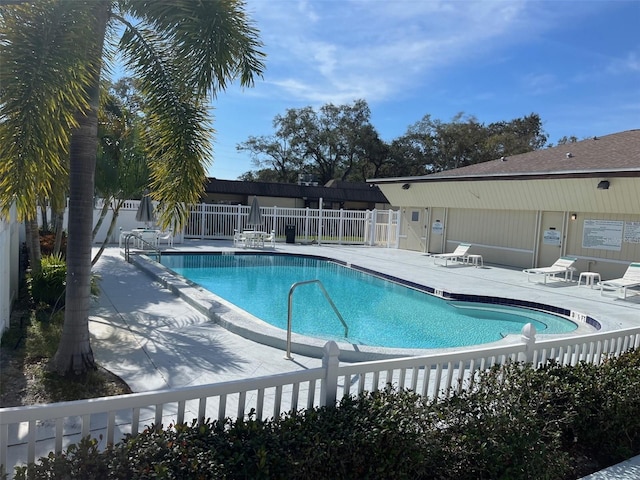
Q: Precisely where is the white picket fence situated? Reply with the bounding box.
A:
[2,324,640,477]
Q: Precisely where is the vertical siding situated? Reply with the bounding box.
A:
[446,209,537,267]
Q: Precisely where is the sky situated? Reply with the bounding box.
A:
[200,0,640,180]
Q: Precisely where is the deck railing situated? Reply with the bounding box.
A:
[2,324,640,477]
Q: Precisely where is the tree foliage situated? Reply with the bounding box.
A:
[1,0,265,376]
[238,99,386,184]
[239,106,549,182]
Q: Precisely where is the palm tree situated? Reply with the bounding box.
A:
[0,2,96,274]
[1,0,265,375]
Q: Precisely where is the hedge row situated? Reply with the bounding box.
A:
[10,349,640,480]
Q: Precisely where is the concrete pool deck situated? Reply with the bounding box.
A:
[89,241,640,478]
[91,240,639,392]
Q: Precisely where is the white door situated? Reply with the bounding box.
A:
[538,211,564,267]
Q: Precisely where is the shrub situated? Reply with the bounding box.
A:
[13,437,109,480]
[29,254,67,309]
[29,254,100,310]
[39,230,66,257]
[11,350,640,479]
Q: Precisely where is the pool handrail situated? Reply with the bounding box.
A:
[286,279,349,360]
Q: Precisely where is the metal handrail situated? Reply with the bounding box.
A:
[285,279,348,360]
[123,232,161,263]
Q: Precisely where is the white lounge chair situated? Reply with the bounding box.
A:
[599,262,640,299]
[433,243,472,266]
[523,256,577,284]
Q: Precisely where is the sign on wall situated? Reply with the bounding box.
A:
[432,220,443,235]
[582,219,623,251]
[543,229,561,246]
[623,221,640,244]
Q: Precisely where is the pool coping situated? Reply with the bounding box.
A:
[129,251,598,362]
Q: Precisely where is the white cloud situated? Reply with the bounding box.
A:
[607,51,640,74]
[246,0,553,104]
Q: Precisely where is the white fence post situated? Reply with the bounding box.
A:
[236,204,242,232]
[318,198,323,245]
[518,323,537,364]
[200,204,206,239]
[320,341,340,407]
[370,209,377,246]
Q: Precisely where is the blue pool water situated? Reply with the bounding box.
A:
[160,254,577,349]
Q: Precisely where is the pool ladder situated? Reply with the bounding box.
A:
[285,279,348,360]
[123,233,161,263]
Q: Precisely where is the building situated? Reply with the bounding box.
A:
[202,178,391,210]
[370,129,640,280]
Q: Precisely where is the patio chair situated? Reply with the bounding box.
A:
[523,256,577,284]
[233,229,246,247]
[433,243,472,266]
[157,229,173,247]
[136,230,159,249]
[599,262,640,299]
[264,229,276,248]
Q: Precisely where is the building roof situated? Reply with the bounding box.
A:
[204,178,389,204]
[371,129,640,184]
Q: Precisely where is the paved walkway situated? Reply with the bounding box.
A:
[89,241,640,479]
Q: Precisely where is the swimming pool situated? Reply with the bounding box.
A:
[159,253,578,349]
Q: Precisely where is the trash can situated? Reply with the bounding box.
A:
[285,224,296,244]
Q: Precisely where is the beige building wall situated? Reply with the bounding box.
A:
[444,209,537,268]
[564,212,640,280]
[382,178,640,280]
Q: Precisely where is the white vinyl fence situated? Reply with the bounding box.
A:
[184,203,399,247]
[2,324,640,477]
[0,204,21,335]
[89,199,399,247]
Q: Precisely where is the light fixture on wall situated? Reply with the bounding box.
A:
[401,183,411,190]
[597,180,610,190]
[570,213,577,220]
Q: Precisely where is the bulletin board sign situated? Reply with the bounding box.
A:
[623,221,640,244]
[582,219,623,251]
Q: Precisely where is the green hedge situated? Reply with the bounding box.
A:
[10,349,640,480]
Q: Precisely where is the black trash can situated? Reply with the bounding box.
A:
[285,224,296,244]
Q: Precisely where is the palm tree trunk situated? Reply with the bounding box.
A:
[52,0,110,376]
[52,209,65,256]
[92,198,124,266]
[24,215,42,275]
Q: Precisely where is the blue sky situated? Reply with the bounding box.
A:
[201,1,640,180]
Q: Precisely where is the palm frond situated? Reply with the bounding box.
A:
[124,0,265,97]
[113,0,265,229]
[0,1,95,219]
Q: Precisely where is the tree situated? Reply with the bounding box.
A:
[92,79,151,265]
[1,0,265,375]
[0,1,95,273]
[238,100,385,184]
[483,113,548,160]
[237,133,300,183]
[391,113,548,173]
